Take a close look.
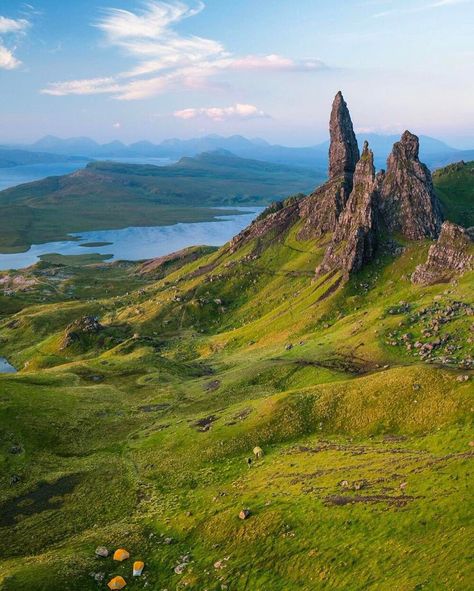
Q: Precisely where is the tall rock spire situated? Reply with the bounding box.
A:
[328,91,360,180]
[298,92,359,239]
[380,131,443,239]
[316,141,379,278]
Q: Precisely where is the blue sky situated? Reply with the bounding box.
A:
[1,0,473,146]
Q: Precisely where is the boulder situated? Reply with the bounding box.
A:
[412,222,474,285]
[239,509,251,520]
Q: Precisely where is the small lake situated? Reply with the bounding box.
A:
[0,208,262,271]
[0,357,17,373]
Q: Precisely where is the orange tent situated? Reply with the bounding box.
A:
[113,548,130,562]
[108,576,127,590]
[133,561,145,576]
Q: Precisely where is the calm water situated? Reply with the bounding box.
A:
[0,357,17,373]
[0,157,174,191]
[0,208,261,271]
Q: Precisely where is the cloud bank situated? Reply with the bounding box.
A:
[42,0,326,100]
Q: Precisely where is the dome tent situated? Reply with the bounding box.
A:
[133,561,145,576]
[108,576,127,590]
[113,548,130,562]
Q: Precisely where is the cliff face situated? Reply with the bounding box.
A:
[411,222,474,285]
[380,131,443,240]
[316,141,379,278]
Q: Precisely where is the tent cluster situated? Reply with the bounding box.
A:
[104,548,144,589]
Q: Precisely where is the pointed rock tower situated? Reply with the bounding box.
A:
[316,141,379,278]
[328,91,360,181]
[380,131,443,239]
[298,92,360,239]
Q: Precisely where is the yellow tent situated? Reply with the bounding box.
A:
[113,548,130,562]
[108,576,127,590]
[133,561,145,576]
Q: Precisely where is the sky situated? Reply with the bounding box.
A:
[0,0,473,147]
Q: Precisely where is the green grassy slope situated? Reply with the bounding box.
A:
[433,160,474,227]
[0,152,319,252]
[0,216,472,590]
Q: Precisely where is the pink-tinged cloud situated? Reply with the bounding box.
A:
[227,54,326,72]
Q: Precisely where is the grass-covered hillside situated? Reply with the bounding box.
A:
[433,160,474,227]
[0,151,319,253]
[0,213,472,590]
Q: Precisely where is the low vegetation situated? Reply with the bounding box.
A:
[0,194,472,590]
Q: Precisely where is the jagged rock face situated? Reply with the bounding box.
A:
[328,91,360,181]
[316,142,379,277]
[297,177,353,240]
[412,222,474,285]
[380,131,443,240]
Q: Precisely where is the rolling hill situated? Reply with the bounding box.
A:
[0,93,472,591]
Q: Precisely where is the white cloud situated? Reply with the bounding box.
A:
[0,14,30,70]
[113,122,121,128]
[0,44,21,69]
[43,77,121,96]
[0,16,29,34]
[174,103,269,121]
[42,1,326,100]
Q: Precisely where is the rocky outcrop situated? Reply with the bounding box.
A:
[316,142,379,278]
[380,131,443,240]
[224,94,451,284]
[61,316,103,349]
[411,222,474,285]
[328,91,360,181]
[297,177,353,240]
[228,92,361,249]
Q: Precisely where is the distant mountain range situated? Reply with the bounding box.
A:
[6,133,474,172]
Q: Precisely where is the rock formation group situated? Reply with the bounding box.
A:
[230,91,472,284]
